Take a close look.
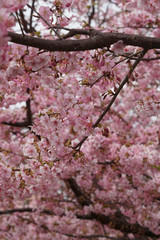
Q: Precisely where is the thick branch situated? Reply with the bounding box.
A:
[77,212,160,239]
[66,178,93,206]
[8,31,160,51]
[0,208,158,238]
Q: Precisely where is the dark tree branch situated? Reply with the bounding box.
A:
[88,0,95,26]
[15,11,24,35]
[18,215,122,240]
[61,28,93,39]
[29,0,36,32]
[66,178,93,207]
[26,88,32,125]
[0,208,54,215]
[2,121,29,127]
[19,10,30,33]
[0,208,35,214]
[0,207,158,239]
[8,31,160,52]
[76,212,160,239]
[1,89,32,128]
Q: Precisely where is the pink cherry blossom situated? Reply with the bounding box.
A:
[112,40,126,55]
[0,0,160,239]
[23,144,38,159]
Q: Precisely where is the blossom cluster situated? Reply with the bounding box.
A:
[0,0,160,239]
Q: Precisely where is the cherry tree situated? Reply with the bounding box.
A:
[0,0,160,239]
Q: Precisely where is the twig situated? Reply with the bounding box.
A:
[29,0,36,32]
[15,11,24,36]
[90,73,106,87]
[27,4,61,39]
[88,0,95,26]
[93,49,147,128]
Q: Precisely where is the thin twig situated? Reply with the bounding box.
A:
[120,55,160,61]
[88,0,95,26]
[27,4,61,39]
[15,11,24,36]
[29,0,36,31]
[93,49,147,128]
[0,208,54,215]
[90,73,106,87]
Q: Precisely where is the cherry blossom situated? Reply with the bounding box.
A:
[112,40,126,55]
[0,0,160,239]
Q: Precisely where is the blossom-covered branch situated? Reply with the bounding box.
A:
[0,207,159,239]
[74,49,147,149]
[77,212,160,239]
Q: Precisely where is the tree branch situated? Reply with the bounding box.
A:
[66,178,93,207]
[2,121,30,127]
[0,208,54,215]
[1,89,32,128]
[26,88,32,126]
[88,0,95,26]
[8,31,160,52]
[0,207,158,239]
[77,212,160,239]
